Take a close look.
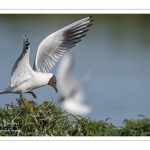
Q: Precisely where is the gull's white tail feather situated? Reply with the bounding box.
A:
[0,86,13,95]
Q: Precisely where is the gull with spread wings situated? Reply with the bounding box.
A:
[57,52,98,116]
[0,16,93,99]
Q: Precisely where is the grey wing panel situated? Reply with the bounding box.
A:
[11,35,30,76]
[34,16,93,73]
[11,35,32,87]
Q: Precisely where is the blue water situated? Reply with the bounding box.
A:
[0,14,150,126]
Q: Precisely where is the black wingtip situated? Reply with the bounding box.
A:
[83,29,89,33]
[87,24,93,28]
[89,16,92,18]
[81,34,86,38]
[23,35,30,46]
[23,35,27,39]
[23,35,30,51]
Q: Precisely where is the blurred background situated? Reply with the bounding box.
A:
[0,14,150,126]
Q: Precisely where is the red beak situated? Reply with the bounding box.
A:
[54,86,58,93]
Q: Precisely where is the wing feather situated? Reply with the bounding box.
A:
[57,52,76,97]
[33,16,93,72]
[10,35,33,87]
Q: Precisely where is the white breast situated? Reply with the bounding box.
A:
[11,72,53,94]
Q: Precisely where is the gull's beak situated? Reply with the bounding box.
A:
[53,86,58,93]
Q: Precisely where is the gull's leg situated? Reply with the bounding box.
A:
[20,94,23,99]
[27,91,37,99]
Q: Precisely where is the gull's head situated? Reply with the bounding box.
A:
[48,75,58,92]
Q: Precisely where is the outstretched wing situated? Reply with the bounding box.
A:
[57,52,99,103]
[33,16,93,73]
[57,52,92,115]
[10,35,33,87]
[57,52,77,97]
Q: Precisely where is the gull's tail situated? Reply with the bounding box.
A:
[0,86,13,95]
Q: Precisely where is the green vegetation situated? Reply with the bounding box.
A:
[0,99,149,136]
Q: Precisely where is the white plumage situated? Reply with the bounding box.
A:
[57,52,97,116]
[0,16,93,99]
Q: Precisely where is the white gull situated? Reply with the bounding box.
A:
[57,52,98,116]
[0,16,93,99]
